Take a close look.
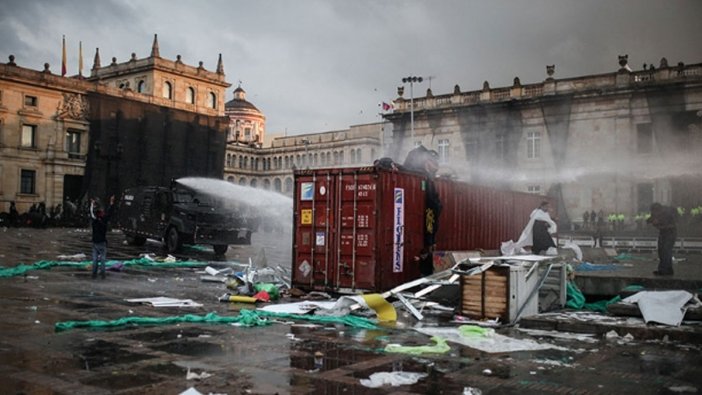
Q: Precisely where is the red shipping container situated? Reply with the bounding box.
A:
[292,167,554,293]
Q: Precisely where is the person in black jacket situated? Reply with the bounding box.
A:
[90,196,115,279]
[647,202,677,276]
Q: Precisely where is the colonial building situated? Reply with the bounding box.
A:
[383,56,702,227]
[0,35,230,213]
[224,118,385,195]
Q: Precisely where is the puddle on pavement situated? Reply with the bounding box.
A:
[77,339,154,369]
[81,371,164,390]
[142,362,187,376]
[128,327,217,343]
[151,340,225,356]
[0,349,74,374]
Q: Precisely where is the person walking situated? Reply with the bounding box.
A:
[647,202,677,276]
[90,196,115,279]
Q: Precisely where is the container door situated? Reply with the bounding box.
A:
[336,172,378,291]
[293,172,336,290]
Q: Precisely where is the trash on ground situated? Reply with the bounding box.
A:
[622,290,696,326]
[179,387,203,395]
[415,326,564,353]
[384,336,450,355]
[359,371,428,388]
[126,297,203,308]
[186,367,213,380]
[56,253,87,260]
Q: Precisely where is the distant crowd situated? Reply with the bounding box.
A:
[0,199,90,228]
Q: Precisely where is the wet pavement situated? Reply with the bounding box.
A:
[1,227,701,394]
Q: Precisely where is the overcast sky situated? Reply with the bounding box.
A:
[1,0,700,135]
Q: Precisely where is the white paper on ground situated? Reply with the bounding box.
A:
[415,327,564,353]
[126,297,203,308]
[257,301,338,315]
[179,387,203,395]
[359,371,428,388]
[622,290,694,326]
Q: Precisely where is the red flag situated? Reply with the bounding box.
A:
[61,35,67,76]
[381,102,393,111]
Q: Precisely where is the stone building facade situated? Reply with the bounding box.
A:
[383,57,702,227]
[224,120,384,195]
[0,35,230,213]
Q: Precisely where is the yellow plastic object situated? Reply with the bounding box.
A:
[226,295,258,304]
[361,293,397,322]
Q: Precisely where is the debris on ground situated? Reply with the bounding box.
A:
[359,371,428,388]
[126,297,203,308]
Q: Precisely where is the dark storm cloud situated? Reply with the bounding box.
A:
[1,0,700,135]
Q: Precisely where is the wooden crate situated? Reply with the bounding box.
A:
[459,266,510,321]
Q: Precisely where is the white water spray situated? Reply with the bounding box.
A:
[176,177,293,232]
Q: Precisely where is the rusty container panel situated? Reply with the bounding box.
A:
[292,167,427,292]
[435,180,555,252]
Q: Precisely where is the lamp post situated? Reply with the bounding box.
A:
[402,76,423,143]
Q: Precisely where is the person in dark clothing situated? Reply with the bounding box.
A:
[647,202,677,276]
[9,201,19,227]
[90,196,115,279]
[404,145,443,276]
[532,201,557,255]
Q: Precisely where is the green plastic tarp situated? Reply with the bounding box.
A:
[566,281,621,313]
[54,309,378,332]
[0,257,210,278]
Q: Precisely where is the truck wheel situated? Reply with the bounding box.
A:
[213,245,228,255]
[165,227,182,253]
[126,234,147,246]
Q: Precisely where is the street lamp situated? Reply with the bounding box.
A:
[402,76,423,143]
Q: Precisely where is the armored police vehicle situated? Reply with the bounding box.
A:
[117,181,257,255]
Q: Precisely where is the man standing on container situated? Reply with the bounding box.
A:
[90,195,115,279]
[404,146,443,276]
[647,202,677,276]
[530,201,558,255]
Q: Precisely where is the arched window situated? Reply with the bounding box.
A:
[351,150,356,163]
[356,148,362,163]
[239,177,246,186]
[274,178,282,192]
[137,80,146,93]
[250,179,258,188]
[284,177,293,193]
[209,92,217,109]
[333,151,339,164]
[232,154,236,168]
[227,176,234,182]
[186,87,195,104]
[339,150,344,164]
[162,81,172,99]
[226,154,231,167]
[263,179,271,190]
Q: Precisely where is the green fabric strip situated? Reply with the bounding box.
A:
[0,257,211,278]
[54,309,378,332]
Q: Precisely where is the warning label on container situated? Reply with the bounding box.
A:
[393,188,404,273]
[301,209,312,225]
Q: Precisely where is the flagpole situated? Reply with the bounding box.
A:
[78,41,83,77]
[61,35,67,77]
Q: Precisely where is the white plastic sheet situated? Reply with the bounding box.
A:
[622,290,694,326]
[359,371,427,388]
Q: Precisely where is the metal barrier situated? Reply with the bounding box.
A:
[558,235,702,253]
